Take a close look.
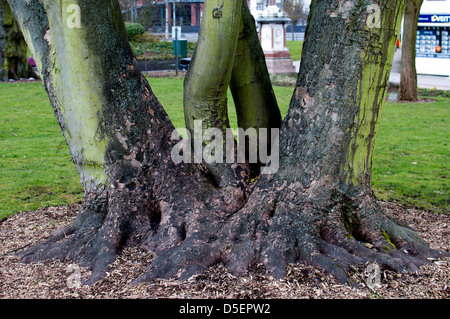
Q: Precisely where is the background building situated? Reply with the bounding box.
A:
[119,1,309,42]
[120,1,306,29]
[120,1,206,28]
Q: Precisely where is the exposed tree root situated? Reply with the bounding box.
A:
[18,173,449,286]
[17,158,249,285]
[19,175,437,286]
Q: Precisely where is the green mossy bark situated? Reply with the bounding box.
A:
[184,0,242,133]
[344,1,406,188]
[280,0,406,193]
[183,0,246,187]
[230,1,281,131]
[184,0,282,182]
[42,0,110,190]
[229,1,281,172]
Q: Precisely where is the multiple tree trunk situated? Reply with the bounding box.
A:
[6,0,448,285]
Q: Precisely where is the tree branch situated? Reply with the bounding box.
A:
[230,1,281,174]
[183,0,248,188]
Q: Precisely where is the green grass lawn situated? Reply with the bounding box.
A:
[151,76,294,130]
[0,78,448,219]
[0,82,84,217]
[372,98,449,213]
[286,40,304,61]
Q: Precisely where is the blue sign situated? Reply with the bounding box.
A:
[419,14,450,24]
[416,26,450,56]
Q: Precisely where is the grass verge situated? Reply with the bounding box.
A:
[0,78,447,219]
[286,40,303,61]
[372,97,449,213]
[0,82,83,218]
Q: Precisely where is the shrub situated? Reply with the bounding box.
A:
[125,22,146,41]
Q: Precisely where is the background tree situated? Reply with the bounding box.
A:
[399,0,423,101]
[283,0,307,41]
[7,0,448,285]
[136,2,164,29]
[0,0,33,81]
[121,0,139,23]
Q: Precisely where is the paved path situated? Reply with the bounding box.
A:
[162,33,450,91]
[389,49,450,91]
[293,49,450,91]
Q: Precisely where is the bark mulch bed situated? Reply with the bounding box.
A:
[0,202,448,299]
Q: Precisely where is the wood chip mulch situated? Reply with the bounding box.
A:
[0,202,448,299]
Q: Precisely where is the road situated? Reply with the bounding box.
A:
[149,32,450,91]
[389,49,450,91]
[293,49,450,91]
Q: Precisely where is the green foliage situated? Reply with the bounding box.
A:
[270,73,297,87]
[130,39,174,60]
[124,22,146,41]
[129,36,196,60]
[418,88,450,98]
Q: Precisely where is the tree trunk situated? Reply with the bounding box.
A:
[184,0,281,183]
[230,1,282,176]
[399,0,423,101]
[9,0,249,284]
[183,0,247,188]
[292,23,295,42]
[9,0,448,285]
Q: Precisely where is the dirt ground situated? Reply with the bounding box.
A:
[0,202,448,299]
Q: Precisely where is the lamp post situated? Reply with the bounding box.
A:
[130,0,137,23]
[175,26,178,76]
[165,0,169,39]
[173,0,176,27]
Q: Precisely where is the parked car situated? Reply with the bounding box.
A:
[179,58,191,71]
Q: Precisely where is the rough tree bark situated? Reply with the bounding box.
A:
[399,0,423,101]
[9,0,448,286]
